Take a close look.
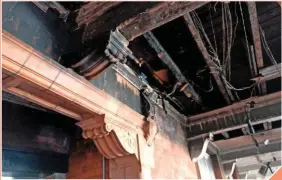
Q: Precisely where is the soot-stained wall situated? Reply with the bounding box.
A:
[2,101,76,154]
[2,2,70,61]
[151,107,198,179]
[89,67,142,113]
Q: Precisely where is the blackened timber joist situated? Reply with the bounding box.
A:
[183,13,235,105]
[82,2,208,41]
[186,91,281,124]
[143,31,202,104]
[118,2,208,41]
[186,91,281,140]
[247,2,267,94]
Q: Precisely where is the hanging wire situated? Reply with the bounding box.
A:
[239,2,252,70]
[232,2,239,46]
[225,3,234,81]
[223,3,227,74]
[192,7,258,92]
[167,82,179,96]
[209,4,218,55]
[193,76,214,92]
[259,26,278,65]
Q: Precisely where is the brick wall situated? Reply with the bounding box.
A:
[67,140,109,179]
[151,107,199,179]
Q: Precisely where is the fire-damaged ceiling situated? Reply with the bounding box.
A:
[4,1,281,136]
[54,1,281,116]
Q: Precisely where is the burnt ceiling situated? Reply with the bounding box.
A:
[34,1,281,117]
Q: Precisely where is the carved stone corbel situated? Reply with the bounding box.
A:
[76,114,138,159]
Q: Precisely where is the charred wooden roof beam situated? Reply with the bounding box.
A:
[118,2,208,41]
[143,31,202,104]
[186,91,281,124]
[247,2,267,94]
[183,13,235,105]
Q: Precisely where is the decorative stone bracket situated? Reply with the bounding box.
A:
[76,114,138,159]
[76,114,156,179]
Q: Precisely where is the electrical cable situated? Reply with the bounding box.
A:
[259,26,278,65]
[167,82,179,96]
[209,4,218,55]
[193,76,214,92]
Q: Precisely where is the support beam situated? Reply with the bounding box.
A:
[75,2,122,26]
[82,2,208,41]
[252,63,281,83]
[216,128,282,163]
[221,140,281,164]
[186,91,281,140]
[143,31,201,103]
[183,13,234,105]
[247,2,267,94]
[118,2,208,41]
[186,91,281,124]
[187,116,281,141]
